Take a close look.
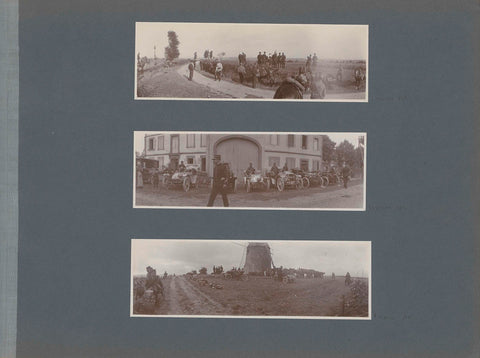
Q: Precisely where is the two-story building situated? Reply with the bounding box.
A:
[143,132,209,171]
[142,132,323,181]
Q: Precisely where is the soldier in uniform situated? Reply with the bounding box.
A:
[178,161,186,172]
[345,272,352,286]
[188,61,194,81]
[245,162,256,175]
[207,155,229,207]
[215,61,223,81]
[145,266,164,303]
[341,162,352,189]
[238,63,246,84]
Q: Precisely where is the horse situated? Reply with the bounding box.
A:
[273,72,326,99]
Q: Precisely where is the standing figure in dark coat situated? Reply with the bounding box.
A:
[341,162,352,189]
[188,61,194,81]
[152,169,160,188]
[345,272,352,286]
[207,155,229,207]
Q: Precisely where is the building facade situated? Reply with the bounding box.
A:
[142,133,323,181]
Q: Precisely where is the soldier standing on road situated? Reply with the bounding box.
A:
[207,155,229,207]
[215,61,223,81]
[188,61,194,81]
[341,162,352,189]
[152,168,160,189]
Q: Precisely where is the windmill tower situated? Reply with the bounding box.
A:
[243,242,273,274]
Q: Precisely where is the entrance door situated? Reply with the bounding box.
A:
[170,156,179,170]
[216,138,260,185]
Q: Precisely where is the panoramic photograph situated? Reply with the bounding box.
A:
[134,131,366,210]
[135,23,368,101]
[131,240,371,318]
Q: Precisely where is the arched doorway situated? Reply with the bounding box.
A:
[215,136,261,186]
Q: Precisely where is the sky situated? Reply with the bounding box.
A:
[131,240,371,277]
[134,132,365,154]
[136,23,368,60]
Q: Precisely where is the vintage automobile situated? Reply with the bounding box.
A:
[304,171,329,188]
[244,171,270,192]
[274,170,303,192]
[164,165,210,192]
[291,169,311,189]
[322,169,342,186]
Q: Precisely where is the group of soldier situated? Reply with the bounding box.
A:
[305,53,319,72]
[256,51,287,69]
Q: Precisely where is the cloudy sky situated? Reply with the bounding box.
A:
[134,132,365,154]
[136,23,368,60]
[131,240,370,277]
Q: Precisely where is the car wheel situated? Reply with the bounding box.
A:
[183,177,191,192]
[321,176,329,188]
[277,179,285,192]
[302,177,310,189]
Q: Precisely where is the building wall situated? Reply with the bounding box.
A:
[144,133,208,169]
[142,133,323,175]
[208,134,323,176]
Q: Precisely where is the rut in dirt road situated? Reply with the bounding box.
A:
[166,276,227,315]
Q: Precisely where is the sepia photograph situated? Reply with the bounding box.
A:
[131,240,371,319]
[135,23,368,101]
[134,131,366,210]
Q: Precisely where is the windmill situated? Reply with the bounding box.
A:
[244,242,274,274]
[231,242,275,273]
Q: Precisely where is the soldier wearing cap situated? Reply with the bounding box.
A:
[207,155,229,207]
[341,161,352,189]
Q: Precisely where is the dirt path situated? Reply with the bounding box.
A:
[178,64,276,99]
[164,276,227,315]
[178,64,365,100]
[136,178,364,208]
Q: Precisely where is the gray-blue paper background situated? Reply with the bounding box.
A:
[17,1,479,357]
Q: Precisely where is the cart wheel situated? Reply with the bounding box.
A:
[302,177,310,189]
[277,178,285,192]
[246,180,251,193]
[296,179,303,190]
[336,175,342,186]
[183,177,191,192]
[322,176,329,188]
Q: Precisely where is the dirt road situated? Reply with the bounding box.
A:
[140,275,366,317]
[135,178,364,209]
[178,64,275,99]
[159,276,227,315]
